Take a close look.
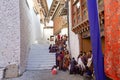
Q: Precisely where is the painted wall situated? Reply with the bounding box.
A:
[0,0,20,68]
[68,1,80,60]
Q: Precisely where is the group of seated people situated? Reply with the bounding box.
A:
[49,35,93,78]
[56,49,70,71]
[69,50,93,77]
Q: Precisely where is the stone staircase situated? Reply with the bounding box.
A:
[26,44,56,70]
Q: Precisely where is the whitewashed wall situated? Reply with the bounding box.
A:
[19,0,33,74]
[20,0,44,74]
[68,1,80,60]
[0,0,20,68]
[43,28,53,44]
[60,28,68,35]
[0,0,44,76]
[43,20,54,44]
[31,13,42,43]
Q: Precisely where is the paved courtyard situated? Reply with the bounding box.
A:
[4,70,86,80]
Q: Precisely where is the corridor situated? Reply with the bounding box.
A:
[1,0,119,80]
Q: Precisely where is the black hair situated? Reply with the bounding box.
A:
[89,50,92,53]
[72,57,75,60]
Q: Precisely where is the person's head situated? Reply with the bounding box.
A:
[60,51,62,54]
[80,53,83,57]
[89,50,92,53]
[56,49,59,52]
[80,51,83,53]
[88,50,92,55]
[83,52,86,55]
[66,51,69,54]
[87,50,92,58]
[54,65,57,68]
[78,53,83,58]
[72,57,75,60]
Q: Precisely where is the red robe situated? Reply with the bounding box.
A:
[57,34,60,40]
[104,0,120,80]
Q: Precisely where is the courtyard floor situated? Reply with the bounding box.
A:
[3,70,87,80]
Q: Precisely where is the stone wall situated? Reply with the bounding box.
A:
[0,0,20,68]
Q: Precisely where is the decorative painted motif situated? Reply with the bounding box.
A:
[104,0,120,80]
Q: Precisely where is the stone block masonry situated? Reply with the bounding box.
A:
[0,0,20,69]
[5,64,19,78]
[0,0,33,78]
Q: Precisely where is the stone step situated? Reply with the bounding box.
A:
[27,44,55,70]
[28,52,55,56]
[27,59,55,62]
[27,64,55,70]
[27,64,55,67]
[28,57,55,59]
[26,65,55,70]
[28,57,55,60]
[26,67,52,70]
[28,54,55,57]
[27,62,55,65]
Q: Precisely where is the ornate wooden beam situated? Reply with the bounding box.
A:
[48,0,59,17]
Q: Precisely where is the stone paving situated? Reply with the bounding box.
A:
[3,70,88,80]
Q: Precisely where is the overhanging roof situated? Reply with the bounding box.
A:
[59,2,68,16]
[48,0,59,17]
[44,26,53,29]
[38,0,48,16]
[48,0,67,19]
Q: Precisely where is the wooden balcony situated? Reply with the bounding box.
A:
[72,0,79,5]
[72,19,89,34]
[82,8,88,21]
[59,1,67,16]
[71,0,104,35]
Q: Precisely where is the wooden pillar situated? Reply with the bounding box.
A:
[78,33,83,51]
